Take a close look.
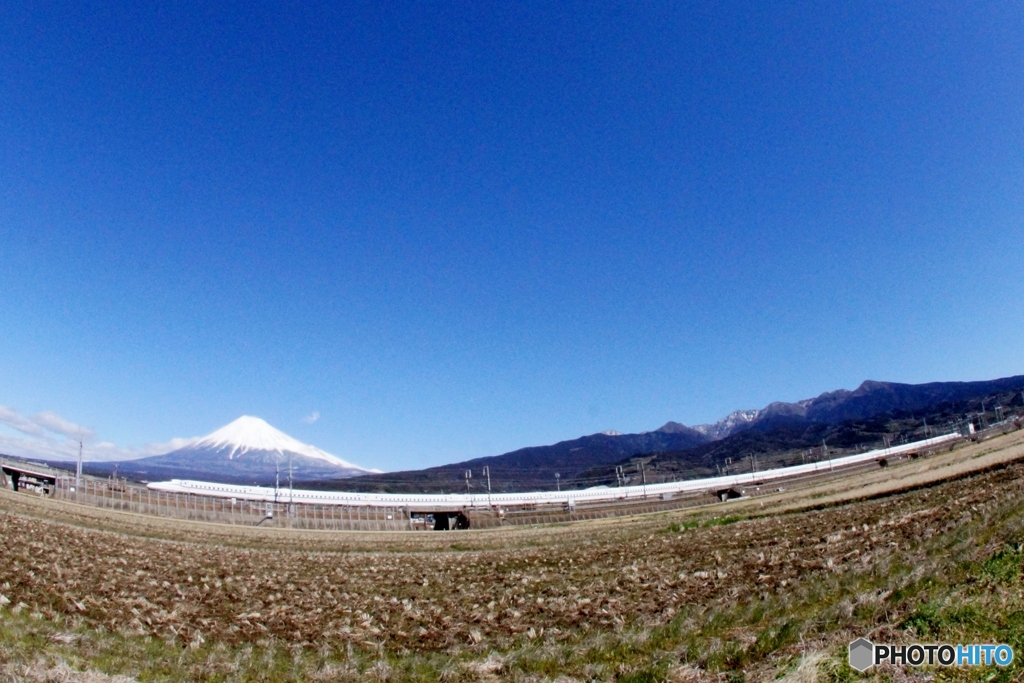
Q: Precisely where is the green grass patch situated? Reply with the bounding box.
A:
[661,515,745,534]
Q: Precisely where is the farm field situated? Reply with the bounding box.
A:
[1,429,1023,682]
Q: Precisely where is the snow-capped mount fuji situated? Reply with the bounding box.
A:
[93,416,380,485]
[187,416,363,468]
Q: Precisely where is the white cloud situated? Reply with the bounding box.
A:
[30,411,94,440]
[147,438,198,454]
[0,405,198,463]
[0,406,47,437]
[0,431,71,461]
[0,405,96,441]
[302,411,321,424]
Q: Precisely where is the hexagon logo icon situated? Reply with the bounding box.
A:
[849,637,874,672]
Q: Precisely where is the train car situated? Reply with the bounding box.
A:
[147,433,960,510]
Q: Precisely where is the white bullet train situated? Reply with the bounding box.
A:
[147,433,959,510]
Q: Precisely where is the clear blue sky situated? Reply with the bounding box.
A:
[1,1,1022,469]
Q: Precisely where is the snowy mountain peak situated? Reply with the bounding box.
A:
[197,416,303,454]
[191,416,377,471]
[691,409,762,441]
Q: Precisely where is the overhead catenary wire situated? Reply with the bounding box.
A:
[148,433,961,509]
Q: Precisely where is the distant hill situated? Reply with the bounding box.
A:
[577,381,1024,487]
[303,427,710,493]
[691,375,1024,438]
[310,374,1024,493]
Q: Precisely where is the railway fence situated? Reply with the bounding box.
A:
[49,476,423,531]
[0,427,992,532]
[22,452,899,531]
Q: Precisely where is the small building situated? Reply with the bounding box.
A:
[1,463,58,495]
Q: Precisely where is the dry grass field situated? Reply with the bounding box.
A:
[1,430,1023,682]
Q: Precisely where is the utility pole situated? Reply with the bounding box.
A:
[288,451,293,515]
[465,469,472,493]
[555,473,560,492]
[275,458,280,505]
[615,465,624,486]
[640,461,647,498]
[823,439,832,471]
[483,466,491,507]
[76,440,83,495]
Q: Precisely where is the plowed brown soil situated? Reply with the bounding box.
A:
[2,430,1022,660]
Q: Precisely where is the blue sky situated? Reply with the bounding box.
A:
[1,1,1022,470]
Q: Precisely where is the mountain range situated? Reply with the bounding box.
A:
[312,374,1024,492]
[309,427,711,494]
[42,374,1024,490]
[689,375,1024,439]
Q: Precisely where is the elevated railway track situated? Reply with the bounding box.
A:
[0,431,978,530]
[147,433,959,512]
